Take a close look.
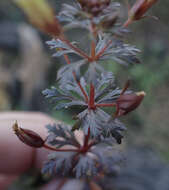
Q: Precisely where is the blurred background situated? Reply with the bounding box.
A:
[0,0,169,189]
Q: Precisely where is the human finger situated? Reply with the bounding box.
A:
[0,111,55,174]
[0,174,18,190]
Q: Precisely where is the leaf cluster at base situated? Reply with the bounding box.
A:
[42,124,124,178]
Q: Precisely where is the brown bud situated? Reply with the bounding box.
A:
[77,0,111,16]
[13,122,44,148]
[116,91,146,117]
[125,0,158,26]
[14,0,62,36]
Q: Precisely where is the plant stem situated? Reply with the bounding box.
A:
[79,128,92,153]
[90,21,97,61]
[60,46,89,103]
[58,47,71,65]
[96,103,116,108]
[123,18,133,28]
[72,72,89,103]
[43,144,79,152]
[91,41,96,59]
[61,49,89,103]
[77,81,89,103]
[63,53,71,64]
[89,83,96,109]
[95,40,112,60]
[120,80,130,96]
[60,46,88,103]
[61,38,92,61]
[83,128,90,148]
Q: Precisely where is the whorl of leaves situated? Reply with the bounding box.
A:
[57,2,122,33]
[75,108,126,143]
[42,123,124,178]
[46,35,140,84]
[42,148,169,190]
[43,72,127,140]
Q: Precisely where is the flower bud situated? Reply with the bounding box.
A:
[13,122,44,148]
[14,0,62,36]
[77,0,111,16]
[116,91,146,117]
[125,0,158,26]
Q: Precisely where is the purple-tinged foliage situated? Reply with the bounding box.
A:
[57,2,121,32]
[95,35,141,65]
[43,72,128,139]
[13,0,158,188]
[46,124,80,148]
[42,123,124,178]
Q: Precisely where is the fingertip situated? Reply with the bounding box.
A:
[0,175,18,190]
[0,112,56,174]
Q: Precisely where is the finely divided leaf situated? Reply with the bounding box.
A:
[46,38,83,58]
[42,151,76,176]
[74,154,98,178]
[76,108,126,143]
[42,84,87,110]
[96,35,141,65]
[46,124,80,148]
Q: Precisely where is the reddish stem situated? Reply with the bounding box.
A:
[114,104,120,118]
[90,21,97,60]
[96,103,116,108]
[89,83,96,109]
[60,49,89,103]
[123,18,133,28]
[63,54,71,64]
[91,20,97,39]
[79,128,92,153]
[61,38,92,61]
[77,81,89,103]
[95,40,112,60]
[59,46,89,103]
[107,104,119,122]
[120,80,130,96]
[43,144,79,152]
[58,47,71,65]
[83,128,90,148]
[91,41,96,59]
[55,35,71,65]
[72,72,89,103]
